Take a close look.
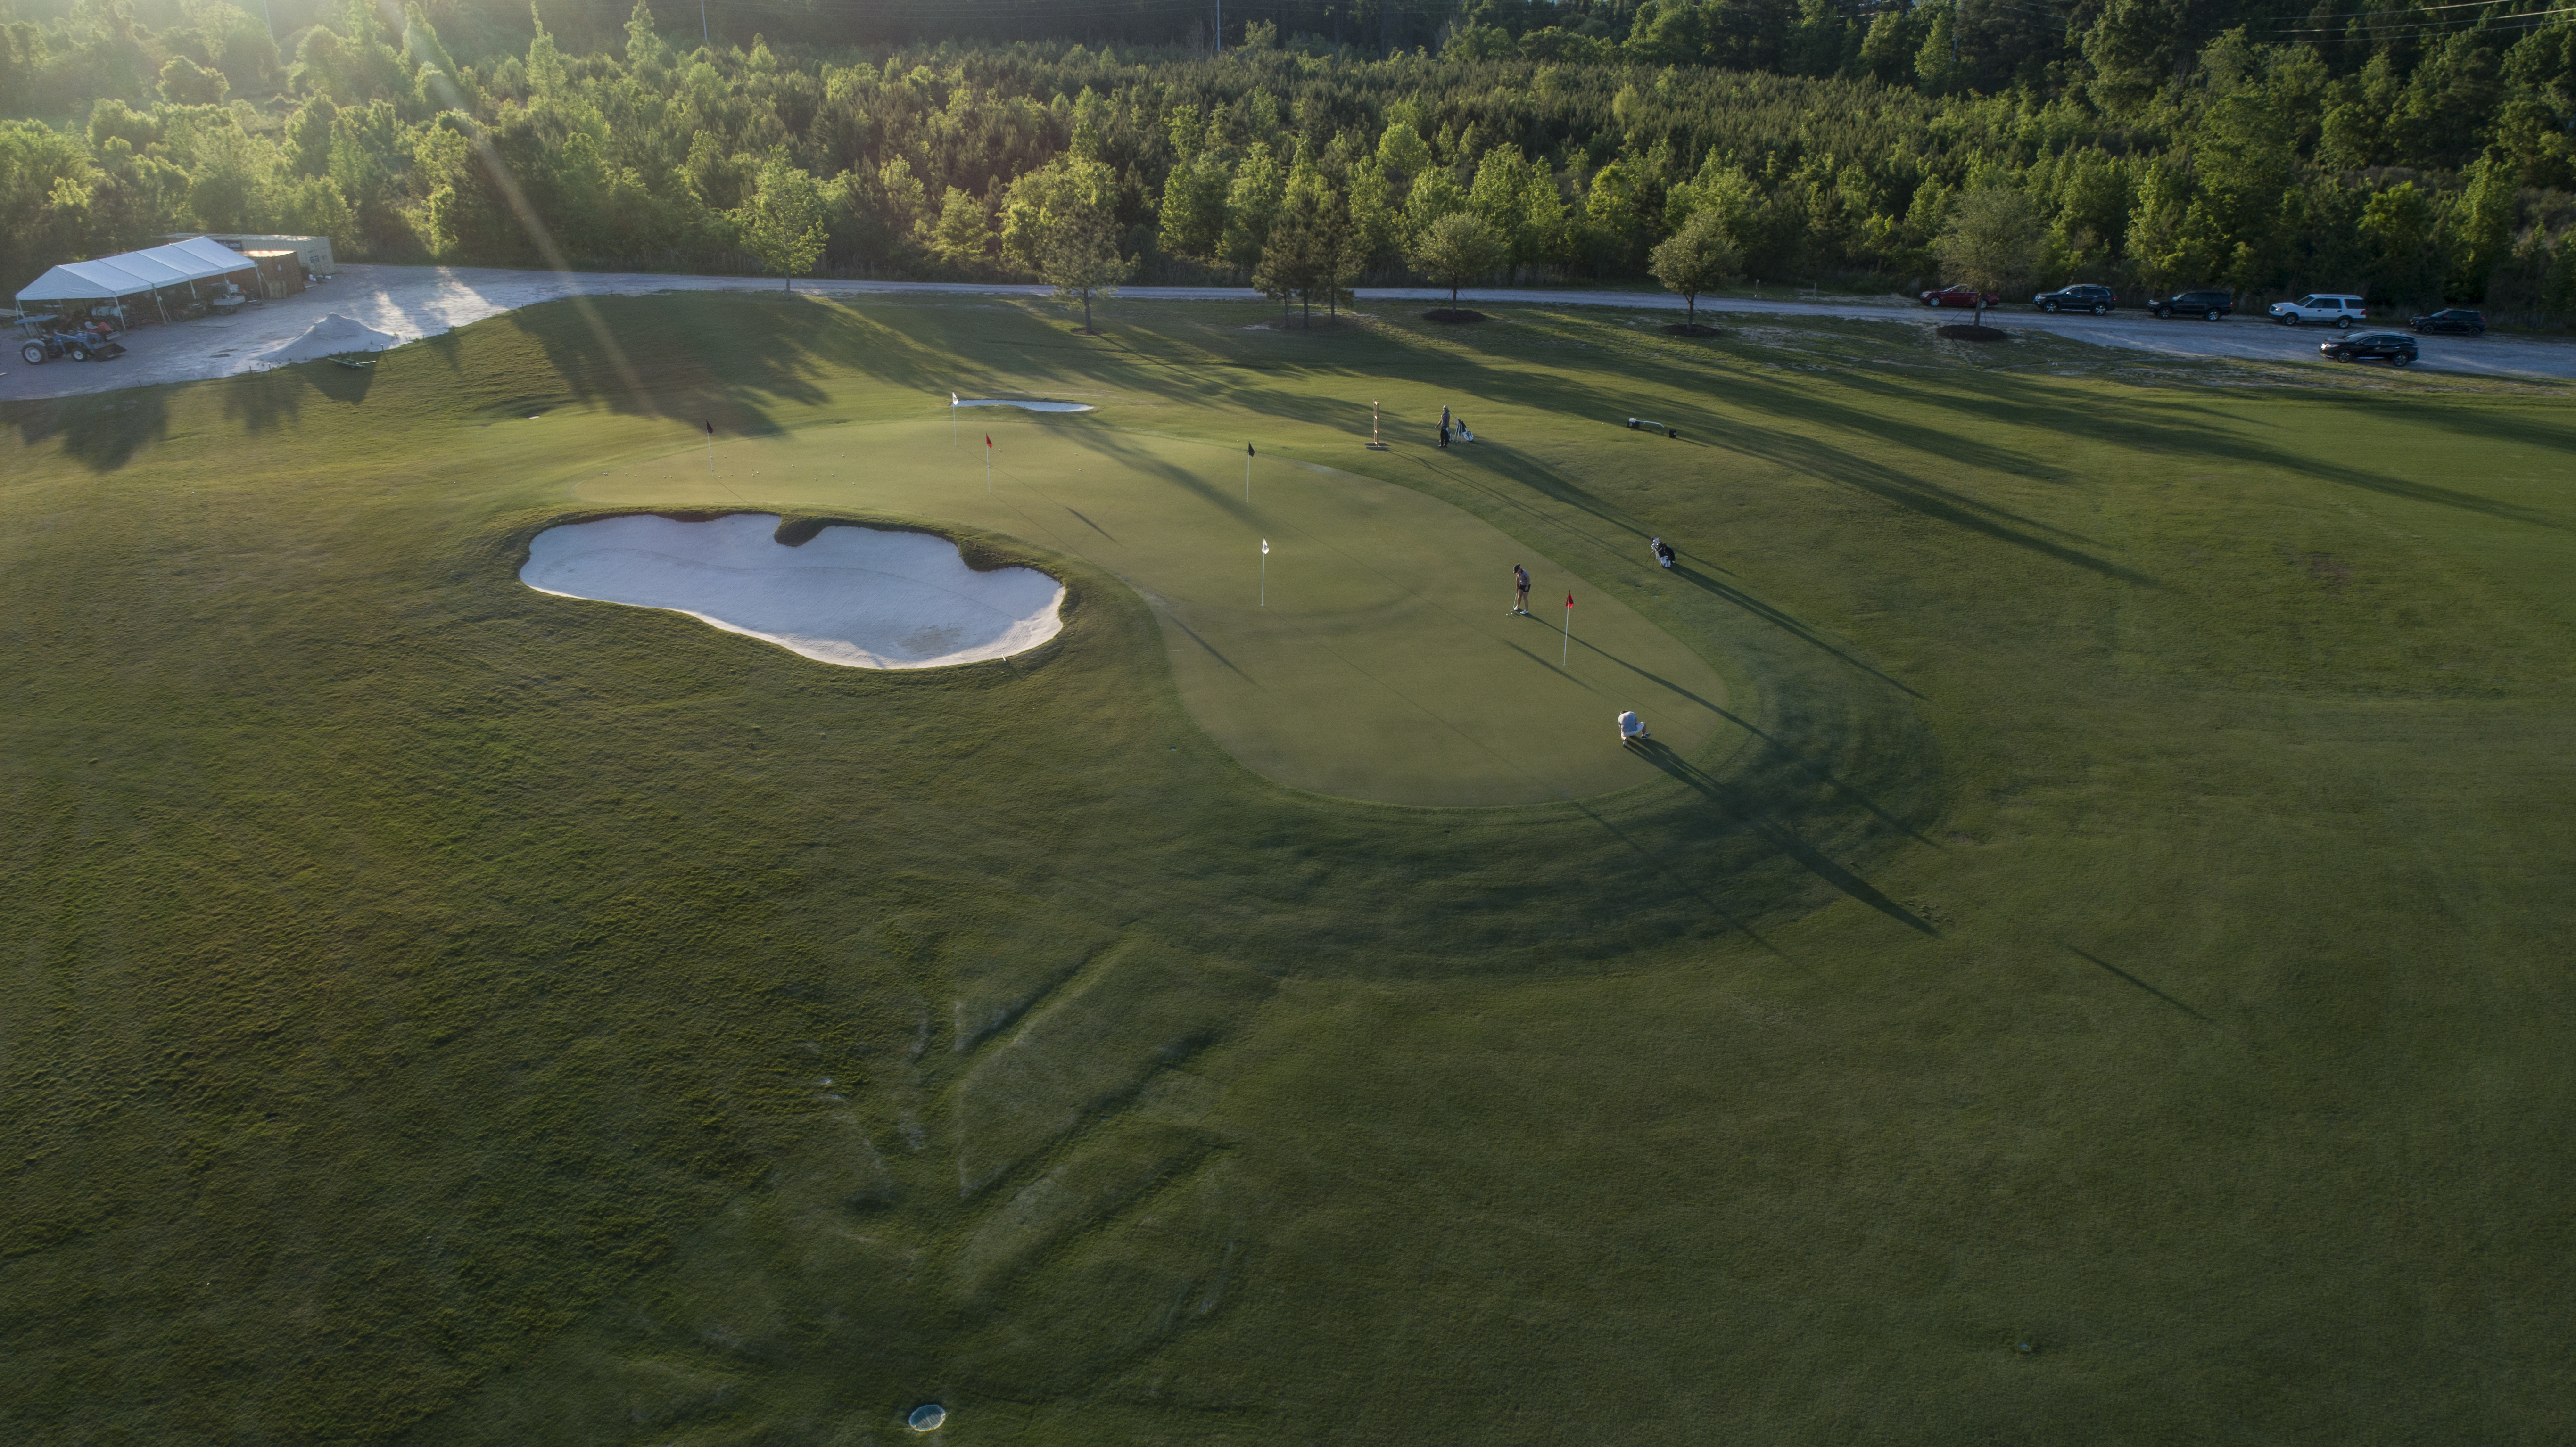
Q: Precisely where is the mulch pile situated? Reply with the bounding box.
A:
[1662,322,1723,337]
[1936,323,2010,342]
[1422,308,1488,323]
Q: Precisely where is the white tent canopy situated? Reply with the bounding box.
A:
[16,235,260,312]
[16,258,160,305]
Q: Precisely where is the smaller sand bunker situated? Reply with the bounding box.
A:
[262,313,400,365]
[950,396,1094,412]
[522,514,1064,668]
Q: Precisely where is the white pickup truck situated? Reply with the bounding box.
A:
[2267,294,2367,328]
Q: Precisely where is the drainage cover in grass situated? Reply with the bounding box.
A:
[521,513,1063,668]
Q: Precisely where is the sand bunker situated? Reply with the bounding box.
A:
[950,396,1093,412]
[521,514,1064,668]
[261,313,400,365]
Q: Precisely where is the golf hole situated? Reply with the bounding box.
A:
[521,513,1064,669]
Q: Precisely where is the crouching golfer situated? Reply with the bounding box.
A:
[1511,563,1532,615]
[1618,710,1649,744]
[1648,536,1676,568]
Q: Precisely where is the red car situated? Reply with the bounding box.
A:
[1919,284,2001,308]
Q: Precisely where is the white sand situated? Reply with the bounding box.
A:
[521,514,1063,668]
[260,313,399,364]
[951,397,1094,411]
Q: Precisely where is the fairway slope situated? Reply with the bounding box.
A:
[8,292,2568,1447]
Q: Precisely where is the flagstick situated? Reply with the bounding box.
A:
[1260,540,1268,607]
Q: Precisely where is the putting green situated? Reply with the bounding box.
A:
[574,406,1731,806]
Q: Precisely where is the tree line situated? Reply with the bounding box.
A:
[7,0,2576,322]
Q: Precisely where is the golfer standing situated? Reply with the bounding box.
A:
[1512,563,1531,615]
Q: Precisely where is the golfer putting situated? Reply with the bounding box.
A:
[1511,563,1531,615]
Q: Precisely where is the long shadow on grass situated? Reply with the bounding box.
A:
[1065,428,1263,526]
[1563,631,1726,715]
[1627,737,1936,935]
[1700,703,1934,847]
[1668,562,1927,700]
[1438,441,1666,560]
[1826,363,2571,529]
[2063,944,2215,1023]
[1166,616,1258,684]
[479,293,962,437]
[7,385,171,471]
[1165,326,2154,585]
[2361,392,2576,459]
[1569,799,1788,958]
[1712,420,2155,585]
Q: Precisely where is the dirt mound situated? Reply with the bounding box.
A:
[261,313,399,365]
[1936,323,2009,342]
[1662,322,1723,337]
[1422,308,1488,323]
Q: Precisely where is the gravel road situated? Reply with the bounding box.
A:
[4,263,2566,403]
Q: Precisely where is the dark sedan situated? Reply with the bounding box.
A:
[2033,284,2116,314]
[1919,284,2000,309]
[2410,308,2486,335]
[2148,289,2236,320]
[2320,331,2418,365]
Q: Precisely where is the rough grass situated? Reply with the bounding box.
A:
[3,293,2574,1445]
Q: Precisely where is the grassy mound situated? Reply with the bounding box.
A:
[1422,307,1488,323]
[5,294,2574,1445]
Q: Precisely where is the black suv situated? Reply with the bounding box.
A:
[2410,308,2485,336]
[2149,290,2235,321]
[2320,331,2418,366]
[2033,284,2116,315]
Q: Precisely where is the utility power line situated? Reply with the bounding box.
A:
[2278,0,2534,19]
[2273,3,2576,32]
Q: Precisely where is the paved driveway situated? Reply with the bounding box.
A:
[4,264,2566,402]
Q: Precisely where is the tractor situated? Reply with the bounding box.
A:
[16,317,127,365]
